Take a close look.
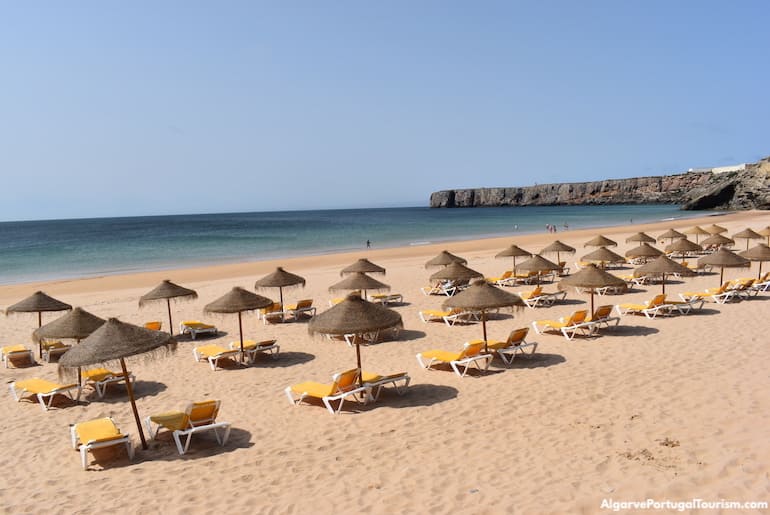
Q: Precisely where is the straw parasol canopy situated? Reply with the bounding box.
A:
[697,247,750,285]
[254,267,306,311]
[6,291,72,358]
[580,247,625,267]
[625,243,664,260]
[429,262,484,283]
[329,272,390,300]
[340,258,386,276]
[684,226,710,244]
[495,244,532,271]
[705,223,728,234]
[700,233,734,249]
[559,264,627,312]
[442,279,524,349]
[634,255,693,294]
[515,255,560,284]
[59,318,176,450]
[539,240,576,266]
[739,243,770,279]
[424,250,467,268]
[584,235,617,248]
[308,293,402,385]
[204,287,273,359]
[33,307,105,343]
[665,238,703,261]
[732,228,763,250]
[139,280,197,335]
[625,232,656,244]
[657,228,686,244]
[758,226,770,245]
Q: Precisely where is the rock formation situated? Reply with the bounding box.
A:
[430,157,770,211]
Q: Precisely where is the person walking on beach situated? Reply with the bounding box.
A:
[366,239,371,248]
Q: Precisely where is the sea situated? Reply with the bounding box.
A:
[0,204,709,285]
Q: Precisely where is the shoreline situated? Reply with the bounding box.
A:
[0,209,760,301]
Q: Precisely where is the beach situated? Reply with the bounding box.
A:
[1,209,769,514]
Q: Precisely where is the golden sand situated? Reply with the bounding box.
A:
[1,210,769,514]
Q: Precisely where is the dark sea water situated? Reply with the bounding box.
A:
[0,205,704,284]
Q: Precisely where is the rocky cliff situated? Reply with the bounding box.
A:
[430,157,770,211]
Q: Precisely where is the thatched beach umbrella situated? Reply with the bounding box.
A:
[657,228,686,244]
[540,240,576,266]
[442,280,524,350]
[665,238,703,261]
[308,293,402,385]
[33,307,106,376]
[739,244,770,279]
[6,291,72,358]
[758,226,770,246]
[59,318,176,450]
[698,248,750,285]
[732,228,763,250]
[625,243,664,261]
[701,233,735,249]
[429,261,484,283]
[559,264,626,313]
[584,235,618,248]
[424,250,467,269]
[139,280,197,335]
[515,255,560,284]
[626,232,656,244]
[329,272,390,301]
[254,267,306,312]
[634,256,693,294]
[204,287,273,360]
[495,244,532,271]
[33,307,105,343]
[580,247,625,268]
[340,258,386,276]
[684,226,710,244]
[705,223,728,235]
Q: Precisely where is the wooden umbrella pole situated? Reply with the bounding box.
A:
[279,288,285,322]
[37,312,43,358]
[238,312,245,363]
[662,273,666,295]
[354,334,363,387]
[166,299,173,336]
[121,357,147,450]
[481,311,488,352]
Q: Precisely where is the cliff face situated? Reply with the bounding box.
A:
[430,159,770,210]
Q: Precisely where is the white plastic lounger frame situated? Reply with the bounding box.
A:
[87,372,136,398]
[229,340,280,363]
[285,383,370,415]
[415,351,492,378]
[192,346,240,371]
[70,418,134,470]
[2,347,35,368]
[179,322,218,339]
[363,373,411,401]
[9,380,82,411]
[495,340,538,366]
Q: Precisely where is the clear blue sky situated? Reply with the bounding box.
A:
[1,1,768,221]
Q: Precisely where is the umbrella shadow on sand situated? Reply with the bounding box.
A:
[492,352,566,370]
[249,351,315,368]
[353,384,461,412]
[81,380,169,404]
[174,330,229,343]
[391,329,426,341]
[600,326,661,338]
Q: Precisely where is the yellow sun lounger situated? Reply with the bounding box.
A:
[484,327,538,365]
[285,299,316,320]
[9,378,82,411]
[368,293,404,306]
[584,305,621,329]
[180,320,218,339]
[616,294,671,318]
[229,339,280,363]
[1,344,35,368]
[361,371,410,401]
[518,286,567,308]
[82,368,135,398]
[418,308,479,326]
[531,310,591,340]
[680,283,735,304]
[145,399,231,455]
[416,341,492,377]
[40,340,71,362]
[285,368,369,414]
[143,321,162,331]
[70,417,134,469]
[193,344,240,370]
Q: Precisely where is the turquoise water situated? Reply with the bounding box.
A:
[0,205,702,284]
